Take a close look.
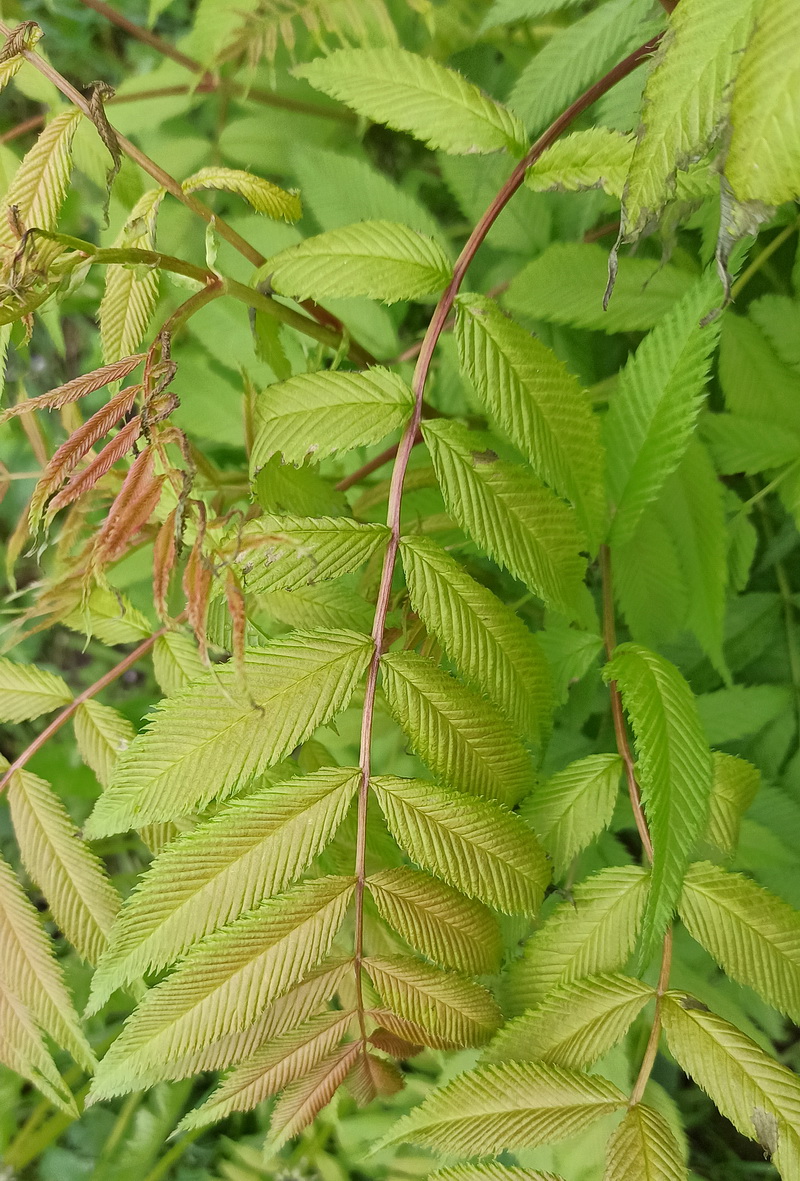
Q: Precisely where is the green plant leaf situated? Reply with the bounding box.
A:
[0,852,95,1073]
[268,1040,362,1148]
[428,1168,564,1181]
[484,972,653,1070]
[505,244,694,334]
[73,699,135,788]
[100,186,165,363]
[703,752,760,858]
[182,166,301,220]
[5,765,119,965]
[661,993,800,1176]
[152,631,205,696]
[455,293,605,547]
[295,48,526,155]
[381,1060,625,1155]
[603,644,712,966]
[259,583,374,634]
[604,1103,689,1181]
[620,0,760,243]
[367,866,502,976]
[371,776,549,915]
[88,875,355,1100]
[0,109,81,247]
[231,516,389,595]
[605,276,721,547]
[364,955,501,1047]
[503,867,650,1015]
[85,630,372,834]
[423,419,590,623]
[526,129,635,198]
[380,649,534,807]
[399,535,551,744]
[520,754,622,878]
[87,767,360,1014]
[266,220,452,303]
[679,861,800,1021]
[0,657,72,723]
[250,367,414,469]
[0,974,79,1117]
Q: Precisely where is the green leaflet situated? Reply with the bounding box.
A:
[380,650,534,807]
[719,313,800,435]
[726,0,800,204]
[73,699,135,788]
[604,276,721,547]
[380,1060,626,1155]
[520,753,622,878]
[100,187,165,363]
[0,656,72,723]
[152,631,205,697]
[696,684,790,745]
[454,293,605,547]
[182,166,301,221]
[5,766,120,966]
[250,367,414,470]
[703,752,760,858]
[399,535,552,745]
[177,1009,357,1131]
[604,1104,688,1181]
[62,585,151,644]
[0,109,81,248]
[483,972,653,1071]
[259,583,373,634]
[679,861,800,1021]
[266,220,452,303]
[423,419,590,624]
[88,875,355,1100]
[661,993,800,1177]
[502,867,649,1016]
[364,955,501,1047]
[509,0,655,134]
[86,768,361,1014]
[0,853,94,1073]
[230,516,389,595]
[295,48,526,156]
[85,630,372,835]
[428,1169,564,1181]
[367,866,502,977]
[504,243,694,334]
[603,644,712,967]
[526,128,635,199]
[481,0,586,30]
[620,0,760,243]
[703,412,800,475]
[371,776,549,916]
[253,456,348,517]
[0,976,78,1117]
[613,507,689,648]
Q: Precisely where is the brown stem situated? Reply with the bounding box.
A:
[629,928,673,1105]
[0,20,370,362]
[79,0,201,72]
[0,625,170,796]
[0,113,44,143]
[349,29,664,1040]
[600,544,654,861]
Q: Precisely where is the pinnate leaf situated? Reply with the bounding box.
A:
[521,753,622,878]
[484,973,653,1070]
[367,866,502,976]
[266,220,452,303]
[85,630,372,834]
[88,875,355,1100]
[604,1103,688,1181]
[604,644,712,967]
[231,516,389,595]
[364,955,501,1047]
[87,767,360,1014]
[250,367,413,469]
[679,862,800,1022]
[0,657,72,723]
[381,1059,625,1155]
[372,775,549,915]
[503,867,649,1015]
[380,649,534,807]
[423,419,590,623]
[295,48,526,156]
[400,535,551,744]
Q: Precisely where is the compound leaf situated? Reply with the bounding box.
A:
[520,754,622,878]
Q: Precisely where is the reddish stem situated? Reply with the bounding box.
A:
[0,626,169,796]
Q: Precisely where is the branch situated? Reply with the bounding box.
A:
[79,0,200,72]
[349,28,665,1042]
[0,625,170,796]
